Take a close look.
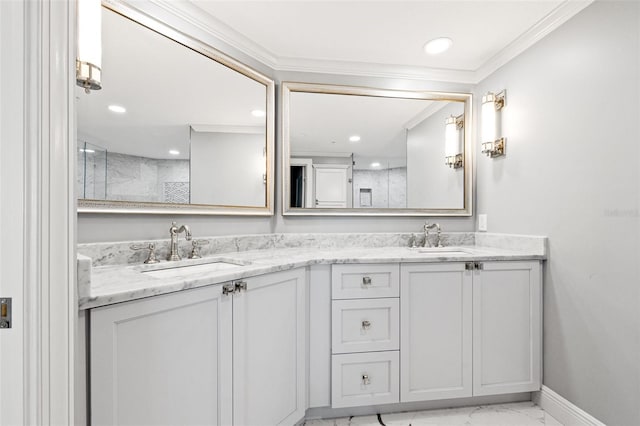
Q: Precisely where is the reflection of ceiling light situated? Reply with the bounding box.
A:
[108,105,126,113]
[424,37,453,55]
[371,162,381,168]
[251,109,266,117]
[169,150,180,155]
[79,148,95,153]
[349,135,361,142]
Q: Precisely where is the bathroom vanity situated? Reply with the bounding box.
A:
[78,233,545,425]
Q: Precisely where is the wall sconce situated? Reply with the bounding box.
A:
[445,114,464,169]
[481,90,506,157]
[76,0,102,93]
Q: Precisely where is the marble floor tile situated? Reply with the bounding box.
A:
[304,402,562,426]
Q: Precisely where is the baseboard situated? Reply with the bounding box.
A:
[533,385,605,426]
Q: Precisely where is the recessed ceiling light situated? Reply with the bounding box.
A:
[251,109,266,117]
[349,135,361,142]
[108,105,126,113]
[424,37,453,55]
[371,162,381,168]
[169,150,180,155]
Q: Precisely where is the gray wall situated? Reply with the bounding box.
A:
[474,2,639,425]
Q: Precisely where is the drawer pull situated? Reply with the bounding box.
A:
[362,374,370,385]
[361,320,371,330]
[362,276,372,286]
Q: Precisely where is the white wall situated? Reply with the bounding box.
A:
[475,2,639,424]
[190,131,266,206]
[407,102,464,208]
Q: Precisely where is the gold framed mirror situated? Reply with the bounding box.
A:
[77,2,274,215]
[282,82,472,216]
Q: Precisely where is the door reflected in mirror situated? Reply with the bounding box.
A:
[283,83,472,216]
[77,6,274,214]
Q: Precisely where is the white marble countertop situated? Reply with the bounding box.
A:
[79,241,546,310]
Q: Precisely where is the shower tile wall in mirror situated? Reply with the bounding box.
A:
[77,5,274,215]
[282,83,472,216]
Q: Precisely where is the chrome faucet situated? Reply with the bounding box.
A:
[423,222,443,248]
[168,221,192,261]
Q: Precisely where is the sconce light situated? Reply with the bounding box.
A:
[481,90,506,157]
[76,0,102,93]
[445,114,464,169]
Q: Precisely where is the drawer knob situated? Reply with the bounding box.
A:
[362,276,372,286]
[361,320,371,330]
[362,374,370,385]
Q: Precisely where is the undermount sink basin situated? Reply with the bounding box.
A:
[142,258,249,279]
[414,247,472,255]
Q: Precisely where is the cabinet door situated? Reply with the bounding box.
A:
[233,269,306,426]
[473,261,542,396]
[91,285,232,426]
[400,263,472,402]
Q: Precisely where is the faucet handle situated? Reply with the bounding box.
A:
[189,239,209,259]
[130,243,160,264]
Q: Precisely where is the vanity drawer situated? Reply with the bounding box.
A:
[332,264,399,299]
[331,351,399,408]
[332,298,399,354]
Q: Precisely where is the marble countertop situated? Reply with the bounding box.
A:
[79,241,546,310]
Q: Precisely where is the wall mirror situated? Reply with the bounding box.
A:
[282,82,472,216]
[77,3,274,215]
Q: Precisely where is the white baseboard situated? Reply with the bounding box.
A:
[533,386,605,426]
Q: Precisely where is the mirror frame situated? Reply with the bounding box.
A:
[78,1,275,215]
[281,82,473,216]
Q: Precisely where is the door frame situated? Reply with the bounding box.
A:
[290,158,313,208]
[0,1,76,424]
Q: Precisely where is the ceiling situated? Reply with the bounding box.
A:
[171,0,592,82]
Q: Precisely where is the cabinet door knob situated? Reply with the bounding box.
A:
[361,320,371,330]
[465,262,474,271]
[235,281,248,292]
[222,283,236,295]
[362,276,372,286]
[362,374,370,385]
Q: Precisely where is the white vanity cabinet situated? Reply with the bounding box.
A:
[472,261,542,396]
[330,264,400,408]
[90,284,233,426]
[400,263,473,402]
[232,269,307,426]
[90,268,306,426]
[399,260,542,404]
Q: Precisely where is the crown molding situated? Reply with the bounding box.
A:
[275,57,477,84]
[474,0,594,83]
[146,0,592,85]
[151,0,279,69]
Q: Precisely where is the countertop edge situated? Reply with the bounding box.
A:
[79,247,546,310]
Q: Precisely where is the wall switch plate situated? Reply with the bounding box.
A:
[478,214,488,232]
